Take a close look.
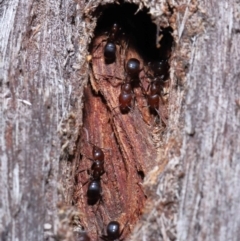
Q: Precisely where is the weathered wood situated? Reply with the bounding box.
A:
[0,0,89,240]
[130,0,240,241]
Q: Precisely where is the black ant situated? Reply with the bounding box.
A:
[86,152,106,205]
[100,221,124,241]
[116,58,141,113]
[148,59,169,81]
[79,131,109,205]
[103,23,123,62]
[83,143,107,205]
[93,23,124,63]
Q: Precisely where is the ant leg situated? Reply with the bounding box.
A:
[118,220,129,240]
[81,153,95,162]
[87,141,112,154]
[82,179,89,187]
[102,171,108,184]
[112,105,121,114]
[92,192,104,213]
[77,168,87,174]
[154,108,168,125]
[100,235,108,241]
[94,73,123,87]
[92,39,107,59]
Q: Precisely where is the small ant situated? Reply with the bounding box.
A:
[80,142,106,180]
[118,82,133,113]
[79,131,109,205]
[103,23,122,62]
[83,143,107,205]
[143,60,169,124]
[116,58,141,113]
[101,221,124,241]
[93,23,123,63]
[148,59,169,81]
[147,80,163,111]
[85,157,105,205]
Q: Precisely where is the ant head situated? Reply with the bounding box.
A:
[126,58,141,78]
[106,221,120,240]
[92,146,105,161]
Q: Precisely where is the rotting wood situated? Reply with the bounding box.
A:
[73,29,168,239]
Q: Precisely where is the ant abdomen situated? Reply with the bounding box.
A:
[104,42,117,60]
[101,221,124,241]
[118,82,133,112]
[106,221,120,240]
[126,58,141,78]
[87,180,102,205]
[119,92,132,112]
[147,94,159,109]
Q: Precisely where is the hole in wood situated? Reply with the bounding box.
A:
[73,2,174,240]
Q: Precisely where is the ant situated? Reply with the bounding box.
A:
[146,80,163,111]
[79,132,109,205]
[100,221,124,241]
[93,23,124,63]
[83,143,107,205]
[148,59,169,81]
[79,142,106,180]
[83,155,105,205]
[142,60,169,124]
[116,58,141,113]
[103,23,122,62]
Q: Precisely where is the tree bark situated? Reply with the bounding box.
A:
[1,0,239,241]
[130,0,240,241]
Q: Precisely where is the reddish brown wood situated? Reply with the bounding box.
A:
[73,33,168,240]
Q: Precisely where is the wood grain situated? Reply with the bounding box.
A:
[73,33,167,239]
